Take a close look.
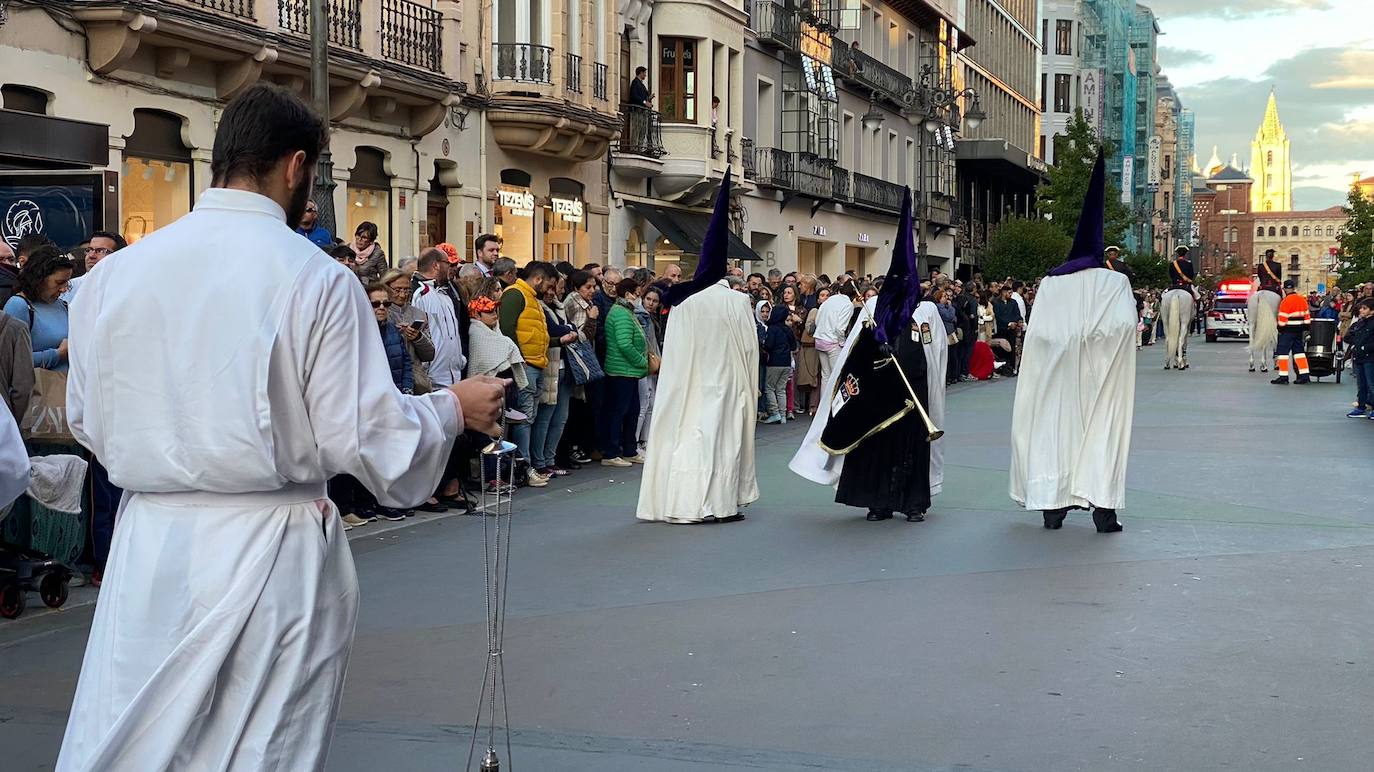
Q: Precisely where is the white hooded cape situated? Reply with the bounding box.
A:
[1009,268,1136,511]
[637,281,759,522]
[788,298,946,497]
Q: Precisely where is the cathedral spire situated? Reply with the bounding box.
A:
[1258,88,1284,140]
[1251,88,1292,211]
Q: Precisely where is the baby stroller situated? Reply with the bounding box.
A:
[0,541,72,619]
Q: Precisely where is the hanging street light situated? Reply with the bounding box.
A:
[861,99,884,132]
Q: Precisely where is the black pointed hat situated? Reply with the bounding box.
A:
[663,168,733,307]
[1048,150,1107,276]
[872,186,920,344]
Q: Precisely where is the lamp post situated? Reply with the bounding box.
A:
[310,0,338,234]
[906,68,983,274]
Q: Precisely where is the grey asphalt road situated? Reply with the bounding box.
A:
[3,339,1373,771]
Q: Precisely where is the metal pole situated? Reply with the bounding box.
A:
[310,0,338,236]
[916,123,928,274]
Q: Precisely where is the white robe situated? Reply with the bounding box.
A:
[1009,268,1136,511]
[57,188,461,772]
[0,406,32,514]
[636,281,758,522]
[789,298,946,498]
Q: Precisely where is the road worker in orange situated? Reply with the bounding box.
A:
[1272,279,1311,385]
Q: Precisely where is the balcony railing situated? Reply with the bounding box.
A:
[187,0,255,18]
[618,104,665,157]
[852,172,904,213]
[926,194,957,226]
[593,62,609,100]
[741,137,756,179]
[492,42,554,84]
[831,44,911,102]
[830,165,851,202]
[754,146,791,188]
[788,151,832,199]
[380,0,442,71]
[565,53,583,94]
[750,0,799,50]
[710,126,721,159]
[279,0,362,49]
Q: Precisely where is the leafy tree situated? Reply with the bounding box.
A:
[979,216,1072,282]
[1124,251,1169,288]
[1336,186,1374,287]
[1038,110,1133,248]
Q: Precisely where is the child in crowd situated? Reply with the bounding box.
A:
[762,303,798,424]
[1345,300,1374,419]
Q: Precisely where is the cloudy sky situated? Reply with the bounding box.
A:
[1151,0,1374,210]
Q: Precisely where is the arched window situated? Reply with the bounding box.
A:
[1,84,50,114]
[1280,226,1288,236]
[1303,226,1311,236]
[122,109,193,243]
[1327,225,1335,236]
[1230,227,1239,243]
[348,147,392,255]
[1268,226,1277,237]
[1267,150,1273,167]
[1256,226,1264,237]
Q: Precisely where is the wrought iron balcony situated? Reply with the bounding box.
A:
[852,172,904,213]
[831,44,912,103]
[741,138,756,179]
[593,62,609,100]
[279,0,362,49]
[187,0,254,17]
[750,0,799,50]
[925,193,956,226]
[380,0,442,71]
[492,43,554,84]
[788,152,832,199]
[830,165,851,202]
[618,104,665,157]
[565,53,583,94]
[754,146,792,188]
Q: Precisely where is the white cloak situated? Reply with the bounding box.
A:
[1009,268,1136,511]
[788,298,946,497]
[58,189,461,772]
[0,406,31,514]
[636,281,759,522]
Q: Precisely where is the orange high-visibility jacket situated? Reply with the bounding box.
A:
[1277,293,1311,331]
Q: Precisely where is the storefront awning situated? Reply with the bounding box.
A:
[626,201,763,262]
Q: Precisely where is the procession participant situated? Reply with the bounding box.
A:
[1272,279,1312,385]
[1248,248,1283,373]
[813,280,859,388]
[1009,152,1136,533]
[912,289,949,502]
[1160,245,1196,370]
[56,84,505,772]
[637,169,758,524]
[1103,245,1134,284]
[790,188,934,523]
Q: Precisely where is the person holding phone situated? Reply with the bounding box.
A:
[382,268,434,393]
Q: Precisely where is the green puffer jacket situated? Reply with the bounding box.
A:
[603,300,648,378]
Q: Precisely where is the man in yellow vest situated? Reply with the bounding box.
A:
[499,261,559,486]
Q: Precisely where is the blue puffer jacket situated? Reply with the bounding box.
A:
[379,321,414,393]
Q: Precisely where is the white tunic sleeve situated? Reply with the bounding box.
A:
[292,271,462,508]
[0,408,31,509]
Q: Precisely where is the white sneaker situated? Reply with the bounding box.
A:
[526,469,549,487]
[626,454,647,465]
[601,457,632,468]
[341,513,370,527]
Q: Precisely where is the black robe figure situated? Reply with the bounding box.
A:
[827,188,932,522]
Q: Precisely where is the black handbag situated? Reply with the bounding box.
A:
[565,340,605,385]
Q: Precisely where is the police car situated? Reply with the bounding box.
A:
[1205,280,1252,342]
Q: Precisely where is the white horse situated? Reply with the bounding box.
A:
[1247,290,1280,373]
[1160,289,1195,370]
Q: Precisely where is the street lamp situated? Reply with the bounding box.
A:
[962,95,986,130]
[861,99,884,132]
[309,0,338,234]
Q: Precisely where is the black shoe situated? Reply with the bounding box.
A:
[415,500,448,513]
[1248,366,1256,372]
[1270,376,1289,384]
[701,514,746,524]
[865,509,894,521]
[1092,508,1123,533]
[1294,376,1311,384]
[372,507,407,522]
[905,511,926,522]
[1042,508,1069,529]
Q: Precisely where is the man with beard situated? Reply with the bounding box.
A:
[56,83,506,771]
[790,189,934,522]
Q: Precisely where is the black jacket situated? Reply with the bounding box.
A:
[1346,316,1374,364]
[629,78,650,107]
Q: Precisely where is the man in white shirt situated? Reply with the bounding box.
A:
[412,249,465,387]
[1011,280,1027,320]
[812,281,860,390]
[56,83,505,772]
[474,232,501,277]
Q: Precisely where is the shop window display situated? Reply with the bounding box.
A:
[121,157,192,243]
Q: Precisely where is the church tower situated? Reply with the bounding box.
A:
[1250,89,1292,212]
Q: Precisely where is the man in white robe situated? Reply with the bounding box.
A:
[56,84,504,771]
[911,298,948,496]
[637,171,758,524]
[1009,152,1135,532]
